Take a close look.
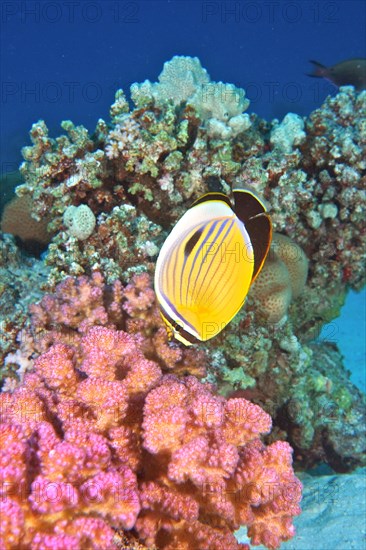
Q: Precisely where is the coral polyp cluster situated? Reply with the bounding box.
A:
[0,326,301,549]
[251,233,309,324]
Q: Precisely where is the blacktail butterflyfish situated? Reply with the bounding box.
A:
[154,190,272,345]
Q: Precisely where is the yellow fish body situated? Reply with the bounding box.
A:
[154,190,272,345]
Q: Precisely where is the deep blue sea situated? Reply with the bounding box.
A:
[1,0,365,167]
[0,1,365,548]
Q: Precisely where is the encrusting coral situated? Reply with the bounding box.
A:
[0,325,302,550]
[251,233,309,324]
[0,194,51,252]
[63,204,96,241]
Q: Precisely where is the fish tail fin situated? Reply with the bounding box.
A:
[307,60,328,78]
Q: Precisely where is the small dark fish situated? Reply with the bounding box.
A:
[308,58,366,91]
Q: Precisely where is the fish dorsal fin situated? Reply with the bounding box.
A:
[233,189,272,281]
[309,60,326,69]
[190,192,233,211]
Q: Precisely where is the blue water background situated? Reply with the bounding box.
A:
[0,0,365,389]
[321,290,366,393]
[2,0,365,167]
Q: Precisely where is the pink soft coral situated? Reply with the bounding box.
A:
[29,271,208,378]
[0,325,301,549]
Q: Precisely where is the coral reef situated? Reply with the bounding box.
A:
[28,271,208,378]
[0,234,48,389]
[1,56,365,483]
[26,271,366,473]
[1,195,52,253]
[0,326,302,549]
[63,204,96,241]
[270,113,306,154]
[131,56,251,138]
[14,64,365,298]
[250,233,309,324]
[258,87,365,294]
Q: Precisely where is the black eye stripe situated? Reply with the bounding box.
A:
[184,229,203,257]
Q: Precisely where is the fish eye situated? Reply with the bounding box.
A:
[170,319,183,333]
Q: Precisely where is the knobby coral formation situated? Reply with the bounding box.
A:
[0,195,51,253]
[0,326,302,549]
[251,233,309,324]
[0,234,48,389]
[63,204,96,241]
[28,271,209,378]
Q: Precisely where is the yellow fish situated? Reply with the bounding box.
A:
[154,190,272,345]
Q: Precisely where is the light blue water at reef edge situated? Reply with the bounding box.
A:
[320,288,366,393]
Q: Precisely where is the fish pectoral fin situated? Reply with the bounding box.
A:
[177,306,200,328]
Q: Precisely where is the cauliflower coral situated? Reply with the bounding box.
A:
[0,325,302,550]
